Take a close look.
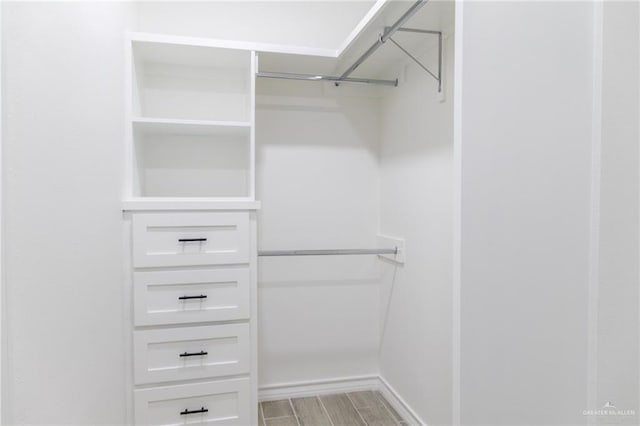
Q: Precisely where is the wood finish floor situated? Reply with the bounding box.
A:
[259,391,407,426]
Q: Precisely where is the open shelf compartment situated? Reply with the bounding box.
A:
[132,40,252,122]
[132,121,250,198]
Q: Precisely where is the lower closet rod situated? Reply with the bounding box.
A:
[258,248,398,257]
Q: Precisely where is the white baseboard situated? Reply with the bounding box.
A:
[259,375,380,402]
[258,375,426,426]
[378,375,426,426]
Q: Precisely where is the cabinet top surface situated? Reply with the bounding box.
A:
[122,198,261,211]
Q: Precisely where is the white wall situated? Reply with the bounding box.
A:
[2,3,133,424]
[255,80,382,386]
[2,2,387,422]
[597,2,639,424]
[456,2,597,425]
[378,34,454,425]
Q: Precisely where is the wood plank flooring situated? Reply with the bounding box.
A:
[260,391,407,426]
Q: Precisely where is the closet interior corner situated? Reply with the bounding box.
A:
[122,1,454,424]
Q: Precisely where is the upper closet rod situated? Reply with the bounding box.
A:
[338,0,429,81]
[257,71,398,87]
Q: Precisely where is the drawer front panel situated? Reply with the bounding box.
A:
[134,324,250,385]
[134,378,250,426]
[132,212,250,267]
[134,269,250,326]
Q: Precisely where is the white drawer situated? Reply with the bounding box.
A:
[132,212,250,268]
[134,269,250,326]
[134,378,250,426]
[134,323,250,385]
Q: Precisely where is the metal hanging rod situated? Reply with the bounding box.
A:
[258,247,398,257]
[256,71,397,87]
[393,27,442,35]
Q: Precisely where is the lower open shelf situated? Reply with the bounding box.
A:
[132,118,252,198]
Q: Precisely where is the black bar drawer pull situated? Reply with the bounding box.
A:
[178,294,207,301]
[178,238,207,243]
[180,351,208,358]
[180,407,208,416]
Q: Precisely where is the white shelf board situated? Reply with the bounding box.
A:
[122,197,261,211]
[130,31,338,58]
[132,117,251,137]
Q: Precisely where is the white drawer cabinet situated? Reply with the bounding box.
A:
[134,268,250,326]
[134,378,251,426]
[132,212,250,268]
[134,323,250,384]
[126,209,258,425]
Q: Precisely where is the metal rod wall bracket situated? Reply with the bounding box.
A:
[338,0,430,81]
[386,27,443,92]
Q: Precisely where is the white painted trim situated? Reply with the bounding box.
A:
[637,2,640,419]
[378,376,426,426]
[249,51,256,201]
[451,1,464,425]
[249,212,259,426]
[258,375,379,402]
[0,1,4,422]
[122,213,134,425]
[587,2,603,422]
[129,31,339,58]
[124,34,134,200]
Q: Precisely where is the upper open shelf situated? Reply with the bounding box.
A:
[132,40,252,122]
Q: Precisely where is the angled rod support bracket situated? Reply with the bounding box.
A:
[386,27,443,92]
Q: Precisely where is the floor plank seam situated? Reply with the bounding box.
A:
[345,392,369,426]
[376,395,402,425]
[375,391,404,425]
[259,402,267,426]
[288,398,302,426]
[264,415,299,420]
[316,395,336,426]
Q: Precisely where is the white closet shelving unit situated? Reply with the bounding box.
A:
[123,33,260,426]
[124,34,258,207]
